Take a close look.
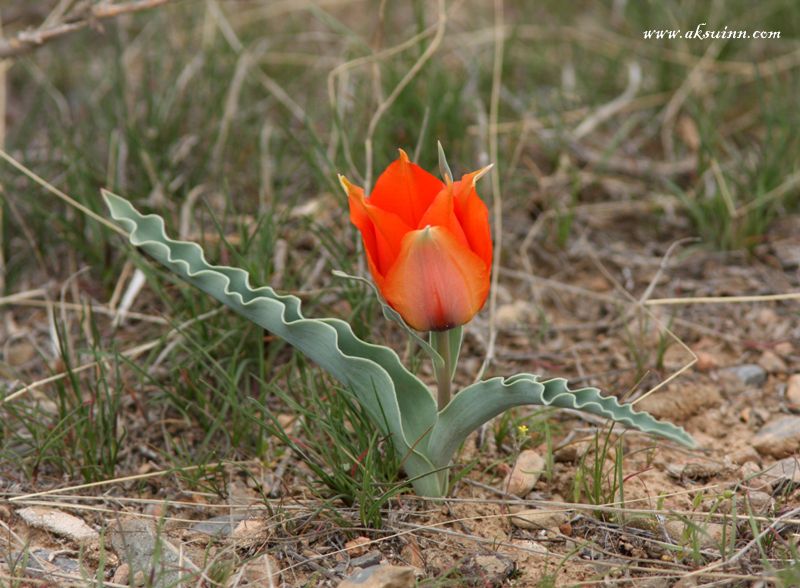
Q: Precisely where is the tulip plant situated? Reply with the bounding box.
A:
[103,145,694,498]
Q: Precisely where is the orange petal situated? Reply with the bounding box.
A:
[344,174,411,281]
[382,226,490,331]
[416,185,469,249]
[370,149,445,228]
[451,170,493,270]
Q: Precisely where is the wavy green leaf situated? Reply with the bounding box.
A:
[101,190,445,495]
[102,190,695,498]
[428,374,696,468]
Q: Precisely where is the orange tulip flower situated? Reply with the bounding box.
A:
[341,149,493,332]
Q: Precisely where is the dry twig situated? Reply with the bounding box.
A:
[0,0,172,59]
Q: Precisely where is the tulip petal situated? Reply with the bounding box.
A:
[370,149,445,228]
[343,175,412,281]
[383,226,490,331]
[451,171,493,269]
[416,186,470,249]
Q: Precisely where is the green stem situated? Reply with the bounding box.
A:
[432,330,452,411]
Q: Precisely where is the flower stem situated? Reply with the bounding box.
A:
[432,330,452,411]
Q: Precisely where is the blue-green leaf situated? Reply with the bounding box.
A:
[102,190,444,495]
[427,374,696,468]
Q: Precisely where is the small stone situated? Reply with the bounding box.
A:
[554,441,588,463]
[345,536,372,558]
[109,518,199,587]
[29,548,80,574]
[112,563,130,584]
[665,460,726,481]
[17,507,99,544]
[695,351,718,372]
[350,550,382,568]
[232,519,268,542]
[745,491,774,514]
[730,446,760,465]
[760,457,800,491]
[338,564,415,588]
[190,514,249,537]
[5,341,35,366]
[504,450,546,497]
[772,239,800,269]
[786,374,800,410]
[775,341,794,357]
[740,461,772,493]
[508,506,568,530]
[752,416,800,458]
[459,554,515,587]
[723,364,767,387]
[758,350,787,374]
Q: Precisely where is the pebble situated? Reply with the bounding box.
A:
[772,239,800,269]
[554,442,588,463]
[695,351,719,372]
[739,461,772,493]
[109,518,199,588]
[344,536,372,558]
[17,507,98,544]
[5,341,35,366]
[338,564,415,588]
[760,457,800,491]
[112,563,130,584]
[746,491,774,514]
[665,460,726,481]
[231,519,268,543]
[730,446,761,465]
[459,554,515,587]
[786,374,800,411]
[350,550,383,568]
[190,513,249,537]
[752,416,800,458]
[508,506,568,530]
[723,364,767,387]
[504,450,545,497]
[758,350,787,374]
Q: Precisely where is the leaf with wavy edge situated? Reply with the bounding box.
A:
[427,374,696,469]
[101,190,446,496]
[102,190,696,498]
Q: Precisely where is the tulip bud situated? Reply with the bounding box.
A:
[341,149,492,331]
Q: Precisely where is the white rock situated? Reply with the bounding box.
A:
[786,374,800,410]
[752,416,800,458]
[17,507,98,544]
[504,450,546,497]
